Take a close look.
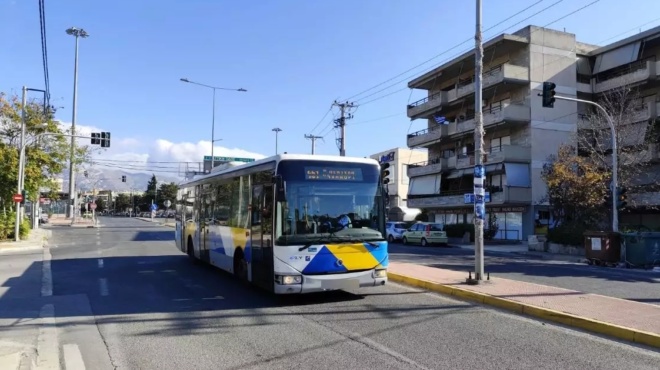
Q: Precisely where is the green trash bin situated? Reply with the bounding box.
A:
[621,232,660,268]
[583,231,621,266]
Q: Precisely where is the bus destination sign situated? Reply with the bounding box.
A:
[304,167,363,181]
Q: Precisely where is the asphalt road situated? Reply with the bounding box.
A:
[388,242,660,305]
[11,217,655,369]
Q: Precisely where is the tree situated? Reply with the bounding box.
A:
[115,194,132,211]
[0,92,95,209]
[541,144,609,230]
[158,182,178,208]
[144,174,158,207]
[576,86,660,208]
[95,198,106,212]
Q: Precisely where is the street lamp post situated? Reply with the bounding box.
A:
[65,26,89,221]
[179,78,246,171]
[272,127,282,154]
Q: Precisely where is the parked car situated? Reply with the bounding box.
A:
[402,222,448,246]
[386,221,412,243]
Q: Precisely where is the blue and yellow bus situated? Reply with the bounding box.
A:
[174,154,389,294]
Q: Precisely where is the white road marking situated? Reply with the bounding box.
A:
[97,259,104,268]
[36,304,60,370]
[0,352,22,370]
[63,344,85,370]
[41,248,52,297]
[202,296,224,300]
[99,278,109,296]
[96,241,101,246]
[63,344,86,370]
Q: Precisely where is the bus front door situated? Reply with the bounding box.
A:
[250,184,274,291]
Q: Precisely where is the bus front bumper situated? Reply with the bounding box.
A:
[274,269,387,294]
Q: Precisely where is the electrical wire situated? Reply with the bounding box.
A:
[344,0,550,102]
[38,0,51,107]
[350,0,600,108]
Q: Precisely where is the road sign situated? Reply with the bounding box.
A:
[151,203,158,211]
[13,193,23,203]
[90,203,97,210]
[203,156,255,163]
[164,200,172,208]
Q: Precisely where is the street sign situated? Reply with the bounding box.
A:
[164,200,172,208]
[151,203,158,211]
[90,203,97,210]
[203,156,255,163]
[13,193,23,203]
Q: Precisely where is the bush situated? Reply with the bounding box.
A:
[445,223,475,241]
[0,212,32,241]
[19,219,31,240]
[547,223,588,246]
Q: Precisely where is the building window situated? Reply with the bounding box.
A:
[402,164,409,185]
[490,136,510,152]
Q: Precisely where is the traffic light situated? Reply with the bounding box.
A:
[84,171,88,177]
[100,132,111,148]
[121,175,126,182]
[20,189,26,205]
[380,162,391,185]
[91,133,100,145]
[616,186,628,210]
[542,81,556,108]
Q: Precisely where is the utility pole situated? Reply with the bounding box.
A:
[304,134,323,154]
[332,100,356,156]
[469,0,486,284]
[272,128,282,154]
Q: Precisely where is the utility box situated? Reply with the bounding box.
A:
[584,231,621,265]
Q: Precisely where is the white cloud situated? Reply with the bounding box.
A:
[54,121,266,178]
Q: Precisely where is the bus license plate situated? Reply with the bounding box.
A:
[323,279,359,291]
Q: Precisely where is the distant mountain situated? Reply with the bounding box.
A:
[59,169,182,193]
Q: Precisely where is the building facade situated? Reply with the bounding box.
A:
[404,25,660,240]
[369,147,427,218]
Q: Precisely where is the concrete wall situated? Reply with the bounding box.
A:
[370,147,428,207]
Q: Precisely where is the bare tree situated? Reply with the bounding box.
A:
[576,85,659,207]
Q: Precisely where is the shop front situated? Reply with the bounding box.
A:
[430,205,530,241]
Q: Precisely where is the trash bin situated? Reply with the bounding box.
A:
[583,231,621,265]
[621,232,660,268]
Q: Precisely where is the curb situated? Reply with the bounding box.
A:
[135,217,175,228]
[388,272,660,349]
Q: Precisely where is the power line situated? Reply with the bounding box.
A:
[351,0,602,108]
[332,100,357,156]
[344,0,549,102]
[304,134,324,154]
[38,0,50,107]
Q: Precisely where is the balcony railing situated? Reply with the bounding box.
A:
[456,145,531,169]
[593,60,656,93]
[407,125,447,147]
[407,91,446,119]
[407,157,454,177]
[406,186,532,208]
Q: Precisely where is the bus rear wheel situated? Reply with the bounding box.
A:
[234,249,248,282]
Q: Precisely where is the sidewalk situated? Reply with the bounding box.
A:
[46,214,97,228]
[388,262,660,349]
[453,242,587,263]
[0,227,50,254]
[136,217,175,228]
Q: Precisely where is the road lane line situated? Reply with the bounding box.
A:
[96,241,101,246]
[41,248,52,297]
[63,344,86,370]
[36,304,60,370]
[202,296,224,300]
[99,278,109,296]
[97,259,104,269]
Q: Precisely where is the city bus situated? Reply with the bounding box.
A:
[174,154,389,294]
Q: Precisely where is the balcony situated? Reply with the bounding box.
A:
[407,157,456,178]
[446,64,530,104]
[407,125,447,148]
[406,186,532,209]
[629,191,660,207]
[456,145,531,169]
[449,103,530,136]
[593,60,657,94]
[407,91,446,120]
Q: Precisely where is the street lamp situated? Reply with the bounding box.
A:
[179,78,247,170]
[65,26,89,222]
[272,127,282,154]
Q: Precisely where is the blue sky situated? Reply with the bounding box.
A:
[3,0,660,173]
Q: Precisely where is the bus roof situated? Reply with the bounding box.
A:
[180,153,380,187]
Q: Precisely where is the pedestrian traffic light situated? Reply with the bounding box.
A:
[542,81,556,108]
[91,132,100,145]
[616,186,628,210]
[121,175,126,182]
[20,189,26,205]
[380,162,391,185]
[100,132,111,148]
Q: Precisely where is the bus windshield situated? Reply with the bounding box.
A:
[275,160,384,246]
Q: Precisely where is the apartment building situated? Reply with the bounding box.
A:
[404,25,660,240]
[369,147,427,220]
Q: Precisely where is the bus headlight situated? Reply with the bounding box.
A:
[275,275,303,285]
[373,269,387,278]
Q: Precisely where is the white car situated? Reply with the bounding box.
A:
[386,221,412,243]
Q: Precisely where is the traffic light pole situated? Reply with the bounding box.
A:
[551,95,618,232]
